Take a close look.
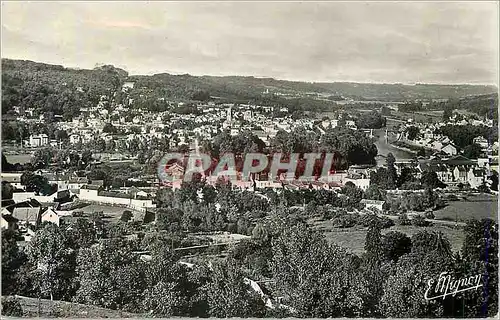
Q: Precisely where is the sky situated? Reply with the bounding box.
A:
[1,1,499,84]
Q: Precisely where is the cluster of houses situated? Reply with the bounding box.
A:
[401,117,497,157]
[1,168,156,238]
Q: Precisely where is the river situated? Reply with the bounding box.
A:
[372,128,414,166]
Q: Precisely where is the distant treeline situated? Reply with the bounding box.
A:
[2,59,497,118]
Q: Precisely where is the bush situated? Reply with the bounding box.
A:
[1,297,23,317]
[360,213,395,229]
[412,215,430,227]
[398,213,411,226]
[382,231,412,262]
[120,210,133,222]
[424,210,435,219]
[332,213,358,228]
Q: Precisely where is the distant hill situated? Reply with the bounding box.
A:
[1,59,127,118]
[128,72,497,102]
[2,58,498,117]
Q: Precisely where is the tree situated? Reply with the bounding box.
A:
[355,111,386,129]
[120,210,133,222]
[442,104,453,121]
[420,171,445,189]
[204,258,266,317]
[370,167,395,190]
[102,123,117,134]
[251,223,269,243]
[365,223,383,258]
[27,223,76,300]
[398,167,416,188]
[380,231,454,317]
[74,239,146,312]
[341,181,364,208]
[2,229,27,295]
[459,219,498,317]
[463,143,483,159]
[365,185,384,201]
[406,126,420,141]
[381,231,412,262]
[142,240,193,316]
[21,172,51,195]
[2,181,14,199]
[271,224,370,317]
[64,218,97,249]
[1,297,23,317]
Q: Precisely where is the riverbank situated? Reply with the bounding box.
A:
[388,141,418,155]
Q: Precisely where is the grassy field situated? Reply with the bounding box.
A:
[310,218,466,254]
[3,295,141,318]
[434,194,498,222]
[4,153,32,164]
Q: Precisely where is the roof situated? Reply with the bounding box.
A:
[5,199,41,213]
[82,184,101,190]
[89,180,104,186]
[361,199,385,205]
[11,208,41,223]
[447,155,472,163]
[2,214,19,223]
[1,199,16,207]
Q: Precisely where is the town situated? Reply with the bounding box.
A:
[1,1,498,318]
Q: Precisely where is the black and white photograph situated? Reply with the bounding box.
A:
[1,1,498,318]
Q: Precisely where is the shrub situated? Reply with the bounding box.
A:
[382,231,412,262]
[424,210,435,219]
[120,210,133,222]
[332,213,358,228]
[398,213,411,226]
[412,215,430,227]
[1,297,23,317]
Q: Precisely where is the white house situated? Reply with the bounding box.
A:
[453,166,468,183]
[467,168,486,189]
[361,199,385,211]
[441,144,457,156]
[29,134,49,147]
[473,136,489,150]
[69,134,81,144]
[343,177,370,191]
[41,207,60,226]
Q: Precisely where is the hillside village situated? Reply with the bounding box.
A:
[1,59,498,318]
[2,75,498,242]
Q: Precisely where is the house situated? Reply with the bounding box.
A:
[122,81,135,91]
[1,214,19,230]
[361,199,385,211]
[127,187,149,199]
[453,166,469,183]
[41,207,60,226]
[418,163,453,183]
[69,133,81,144]
[473,136,489,150]
[343,177,370,191]
[467,168,486,189]
[3,199,42,227]
[29,134,49,147]
[163,162,185,181]
[441,144,458,156]
[347,165,375,179]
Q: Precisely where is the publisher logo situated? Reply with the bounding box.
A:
[424,272,483,301]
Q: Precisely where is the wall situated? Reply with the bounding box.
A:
[78,188,154,212]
